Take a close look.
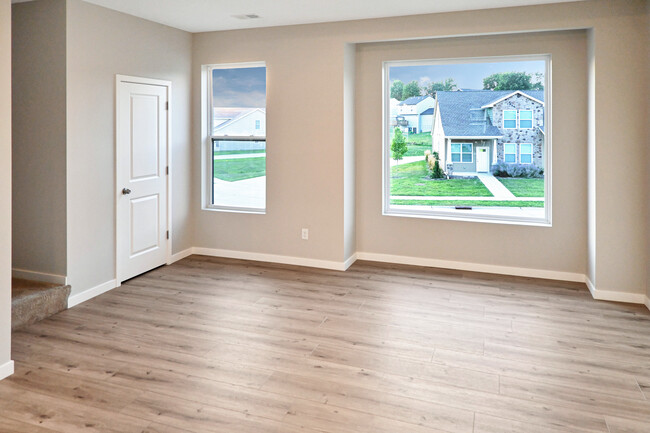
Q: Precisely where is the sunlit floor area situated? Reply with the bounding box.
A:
[1,256,650,432]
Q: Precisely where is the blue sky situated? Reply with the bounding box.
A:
[389,60,545,90]
[212,66,266,107]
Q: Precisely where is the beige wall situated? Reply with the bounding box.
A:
[12,0,67,277]
[193,25,347,262]
[356,31,587,275]
[66,0,192,295]
[0,0,12,371]
[193,0,648,296]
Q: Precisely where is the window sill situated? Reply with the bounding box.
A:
[383,206,551,227]
[203,205,266,215]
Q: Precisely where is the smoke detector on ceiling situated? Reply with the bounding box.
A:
[231,14,261,20]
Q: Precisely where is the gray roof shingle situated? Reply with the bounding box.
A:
[399,95,430,106]
[437,90,543,137]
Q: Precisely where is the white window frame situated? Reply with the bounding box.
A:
[202,61,267,214]
[519,143,533,164]
[503,110,517,129]
[451,142,473,163]
[504,143,517,164]
[382,54,551,226]
[519,109,533,129]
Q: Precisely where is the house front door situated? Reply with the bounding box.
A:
[476,147,489,172]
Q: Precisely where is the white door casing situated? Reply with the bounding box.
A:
[476,147,489,173]
[116,75,171,283]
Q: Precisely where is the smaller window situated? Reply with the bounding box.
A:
[520,143,533,164]
[504,143,517,163]
[452,143,473,163]
[503,110,516,129]
[519,110,533,129]
[255,119,261,130]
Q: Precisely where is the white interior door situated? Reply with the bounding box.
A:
[116,76,170,283]
[476,147,489,172]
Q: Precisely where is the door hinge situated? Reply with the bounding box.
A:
[166,231,170,240]
[165,101,169,110]
[166,166,169,175]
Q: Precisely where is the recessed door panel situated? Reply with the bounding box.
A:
[131,94,160,180]
[131,194,159,256]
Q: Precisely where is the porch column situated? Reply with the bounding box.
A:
[492,139,498,164]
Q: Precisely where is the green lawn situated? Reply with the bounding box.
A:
[214,149,266,156]
[391,160,492,196]
[391,199,544,208]
[498,177,545,197]
[214,157,266,182]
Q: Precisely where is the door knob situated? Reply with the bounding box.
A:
[122,188,132,195]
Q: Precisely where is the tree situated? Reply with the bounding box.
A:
[390,128,408,162]
[425,78,457,96]
[482,71,544,91]
[390,80,404,100]
[402,81,422,99]
[427,151,445,179]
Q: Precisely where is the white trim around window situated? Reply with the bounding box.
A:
[520,143,533,164]
[519,110,533,129]
[451,142,473,163]
[504,143,517,163]
[503,110,517,129]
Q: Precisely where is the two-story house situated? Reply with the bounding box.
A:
[395,95,436,133]
[432,90,544,174]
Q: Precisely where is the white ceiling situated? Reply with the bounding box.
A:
[78,0,585,33]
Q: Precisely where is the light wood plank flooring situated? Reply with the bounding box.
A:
[2,255,650,432]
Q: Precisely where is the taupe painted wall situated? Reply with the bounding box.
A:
[0,0,12,369]
[12,0,67,277]
[357,31,587,275]
[66,0,192,295]
[193,25,347,262]
[193,0,648,296]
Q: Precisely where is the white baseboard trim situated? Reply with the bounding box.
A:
[12,268,67,285]
[343,253,357,271]
[67,279,117,308]
[169,248,193,264]
[167,248,650,310]
[193,247,349,271]
[585,276,647,305]
[356,252,585,283]
[0,360,14,381]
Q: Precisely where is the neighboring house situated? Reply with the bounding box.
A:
[213,107,266,136]
[432,90,544,174]
[395,95,435,133]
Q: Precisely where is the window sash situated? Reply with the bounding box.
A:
[520,143,533,164]
[452,143,473,163]
[504,143,517,163]
[519,110,533,128]
[503,110,517,129]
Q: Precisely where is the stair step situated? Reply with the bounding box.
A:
[12,278,71,330]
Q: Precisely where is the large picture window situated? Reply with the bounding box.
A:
[204,63,266,212]
[384,55,550,225]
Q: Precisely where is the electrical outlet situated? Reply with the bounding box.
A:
[301,228,309,240]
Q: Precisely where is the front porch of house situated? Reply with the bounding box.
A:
[439,138,499,175]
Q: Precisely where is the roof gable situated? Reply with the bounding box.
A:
[435,90,543,137]
[481,90,544,108]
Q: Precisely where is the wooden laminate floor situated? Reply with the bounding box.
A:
[2,256,650,432]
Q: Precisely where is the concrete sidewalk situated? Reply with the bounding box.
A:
[476,173,516,199]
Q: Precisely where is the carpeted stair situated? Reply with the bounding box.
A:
[11,278,71,330]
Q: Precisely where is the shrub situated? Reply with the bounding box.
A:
[391,128,408,162]
[492,161,544,178]
[427,151,445,179]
